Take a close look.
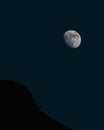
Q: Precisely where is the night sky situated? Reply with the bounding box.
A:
[0,2,104,130]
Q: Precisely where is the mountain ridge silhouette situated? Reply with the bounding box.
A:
[0,80,73,129]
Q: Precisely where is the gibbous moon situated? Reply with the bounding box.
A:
[63,30,81,48]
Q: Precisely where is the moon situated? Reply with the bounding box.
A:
[63,30,81,48]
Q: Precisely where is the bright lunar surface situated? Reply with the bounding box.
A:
[64,30,81,48]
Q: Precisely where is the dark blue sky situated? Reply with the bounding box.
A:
[0,2,104,130]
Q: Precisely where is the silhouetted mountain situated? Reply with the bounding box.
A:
[0,80,73,129]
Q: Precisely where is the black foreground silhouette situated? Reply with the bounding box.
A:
[0,80,73,129]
